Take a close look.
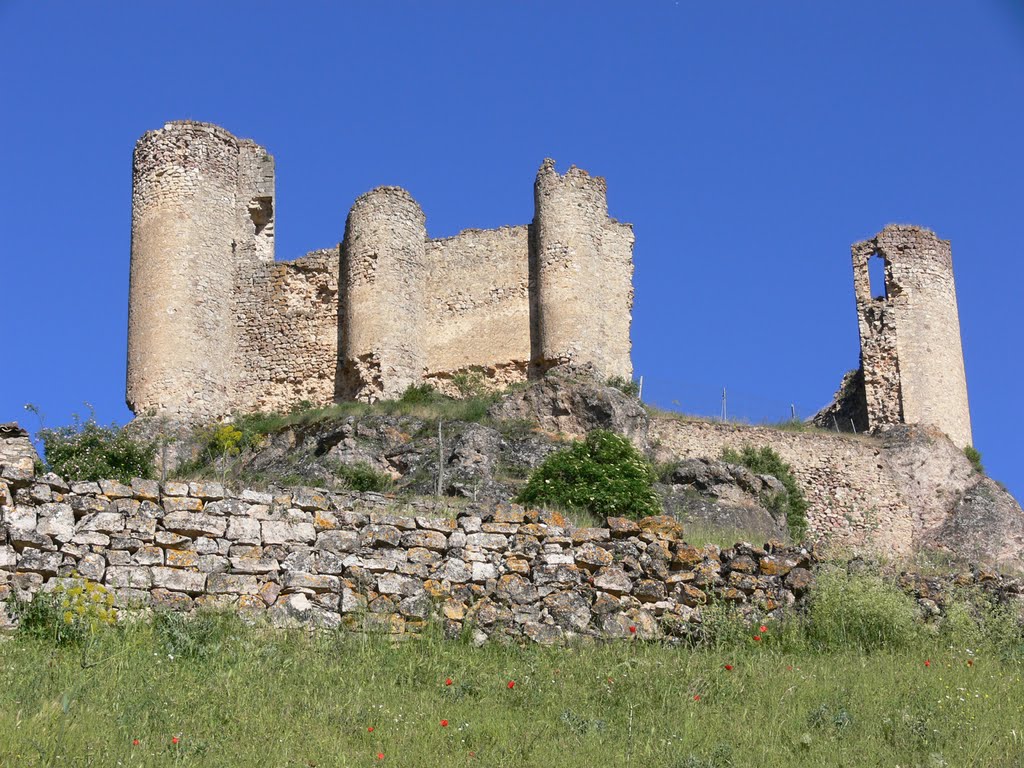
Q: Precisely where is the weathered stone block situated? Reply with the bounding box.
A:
[225,516,261,543]
[105,566,154,589]
[207,573,259,595]
[152,567,206,594]
[163,512,227,538]
[261,520,316,545]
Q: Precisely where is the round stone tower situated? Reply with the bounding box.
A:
[127,121,275,420]
[340,187,428,401]
[532,158,632,379]
[853,224,973,448]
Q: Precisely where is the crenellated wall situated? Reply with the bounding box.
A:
[126,121,635,417]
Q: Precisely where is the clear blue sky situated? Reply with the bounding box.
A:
[2,2,1022,500]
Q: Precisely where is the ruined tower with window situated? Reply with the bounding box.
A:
[126,121,635,421]
[814,224,973,448]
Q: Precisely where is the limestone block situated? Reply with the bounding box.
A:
[163,512,228,538]
[152,567,206,594]
[261,520,316,545]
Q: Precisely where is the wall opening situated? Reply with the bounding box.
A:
[868,253,887,300]
[248,197,273,235]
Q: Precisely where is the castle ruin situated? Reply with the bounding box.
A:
[126,121,634,420]
[127,120,973,451]
[815,224,973,448]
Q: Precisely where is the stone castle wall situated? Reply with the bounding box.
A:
[853,225,972,448]
[423,226,532,392]
[651,418,912,554]
[1,473,814,641]
[235,248,340,413]
[127,122,635,418]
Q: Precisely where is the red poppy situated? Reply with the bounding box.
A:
[628,625,637,634]
[507,680,516,689]
[924,660,931,668]
[693,694,701,701]
[441,720,449,727]
[724,664,733,671]
[132,739,140,746]
[445,678,453,686]
[367,727,374,732]
[753,635,761,642]
[172,737,180,745]
[377,753,385,760]
[786,665,793,671]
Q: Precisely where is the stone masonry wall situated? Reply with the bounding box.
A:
[235,248,340,413]
[127,121,636,418]
[1,471,813,642]
[650,418,913,555]
[853,225,973,448]
[422,226,532,393]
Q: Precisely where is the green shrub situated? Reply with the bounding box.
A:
[515,429,661,520]
[606,375,640,397]
[941,592,1022,659]
[37,414,156,483]
[721,445,808,540]
[334,462,394,493]
[399,383,446,406]
[806,568,919,651]
[963,445,984,474]
[14,575,117,646]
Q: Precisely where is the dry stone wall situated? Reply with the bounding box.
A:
[1,471,813,641]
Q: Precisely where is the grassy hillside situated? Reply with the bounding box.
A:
[2,598,1022,768]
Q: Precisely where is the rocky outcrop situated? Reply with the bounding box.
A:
[657,458,790,541]
[489,364,650,450]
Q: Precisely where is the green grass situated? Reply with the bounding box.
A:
[1,611,1022,767]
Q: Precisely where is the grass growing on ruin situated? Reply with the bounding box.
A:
[2,598,1023,768]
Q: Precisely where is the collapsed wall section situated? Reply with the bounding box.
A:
[650,418,913,555]
[533,159,634,380]
[234,249,340,413]
[854,225,972,448]
[422,226,532,393]
[340,188,428,402]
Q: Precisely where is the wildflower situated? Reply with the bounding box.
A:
[445,678,453,686]
[441,719,449,727]
[172,737,180,745]
[724,664,733,671]
[367,727,374,732]
[924,660,931,668]
[693,695,701,701]
[753,635,761,642]
[507,680,516,689]
[967,659,974,667]
[629,625,637,634]
[132,739,139,746]
[377,753,385,760]
[759,625,768,633]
